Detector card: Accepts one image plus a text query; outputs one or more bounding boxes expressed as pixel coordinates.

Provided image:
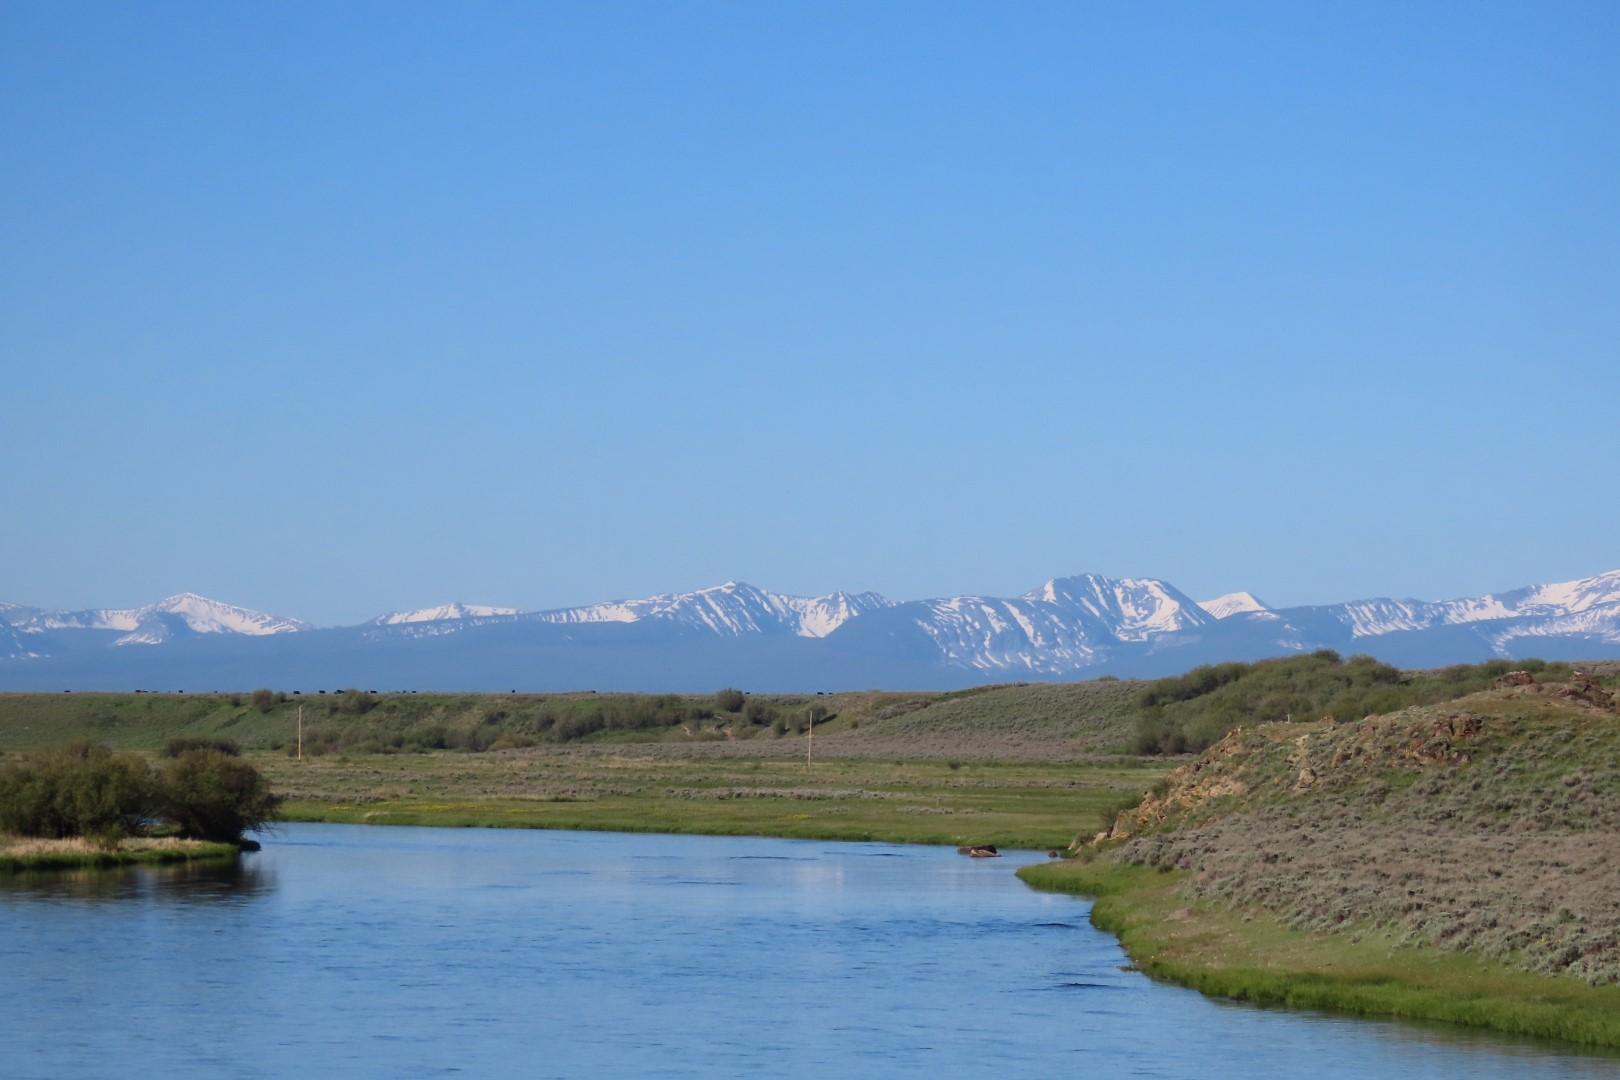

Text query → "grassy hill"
[1022,665,1620,1045]
[1130,651,1578,753]
[0,679,1143,760]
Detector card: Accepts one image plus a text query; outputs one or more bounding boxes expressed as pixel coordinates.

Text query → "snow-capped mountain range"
[526,585,892,640]
[0,593,311,647]
[2,570,1617,691]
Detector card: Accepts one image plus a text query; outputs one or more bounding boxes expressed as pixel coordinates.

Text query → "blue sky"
[4,2,1617,626]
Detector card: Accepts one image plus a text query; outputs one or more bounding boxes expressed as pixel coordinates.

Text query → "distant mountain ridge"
[2,570,1617,691]
[525,582,893,639]
[0,592,311,648]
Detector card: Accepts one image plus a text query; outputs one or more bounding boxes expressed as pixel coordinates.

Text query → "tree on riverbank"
[0,741,279,844]
[160,749,279,842]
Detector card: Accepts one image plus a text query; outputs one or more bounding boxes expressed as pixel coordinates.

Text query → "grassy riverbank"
[0,834,239,872]
[1021,669,1620,1047]
[265,750,1163,849]
[1019,859,1620,1047]
[0,680,1163,850]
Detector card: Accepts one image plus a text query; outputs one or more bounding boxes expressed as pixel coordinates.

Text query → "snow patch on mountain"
[5,569,1618,677]
[0,621,40,660]
[112,594,312,645]
[1315,571,1620,639]
[1198,592,1275,620]
[531,582,892,639]
[1514,569,1620,614]
[0,593,310,646]
[1484,605,1620,653]
[371,602,523,625]
[1023,575,1213,640]
[910,574,1215,675]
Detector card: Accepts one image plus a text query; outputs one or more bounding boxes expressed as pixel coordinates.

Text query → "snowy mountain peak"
[372,602,523,626]
[1024,574,1213,640]
[6,569,1618,681]
[0,593,311,645]
[530,582,892,639]
[1199,592,1274,619]
[1319,569,1620,640]
[114,594,312,644]
[1513,569,1620,616]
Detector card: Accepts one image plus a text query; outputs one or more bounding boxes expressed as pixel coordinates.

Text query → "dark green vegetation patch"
[0,739,279,846]
[1131,653,1574,754]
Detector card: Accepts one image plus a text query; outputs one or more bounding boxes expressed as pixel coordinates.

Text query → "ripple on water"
[2,823,1617,1080]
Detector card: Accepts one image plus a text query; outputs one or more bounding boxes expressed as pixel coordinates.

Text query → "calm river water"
[2,823,1616,1079]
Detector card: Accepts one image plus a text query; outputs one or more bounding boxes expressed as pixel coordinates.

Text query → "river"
[1,823,1615,1078]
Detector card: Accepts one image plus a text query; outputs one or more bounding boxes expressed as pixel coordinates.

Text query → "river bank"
[1019,858,1620,1048]
[1018,675,1620,1048]
[0,834,240,872]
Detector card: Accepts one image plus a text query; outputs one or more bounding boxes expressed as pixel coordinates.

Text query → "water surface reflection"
[0,856,273,903]
[2,823,1615,1080]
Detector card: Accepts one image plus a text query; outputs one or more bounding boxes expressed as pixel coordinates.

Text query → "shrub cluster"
[284,691,837,756]
[0,740,279,844]
[0,742,154,842]
[161,736,242,758]
[1133,654,1570,754]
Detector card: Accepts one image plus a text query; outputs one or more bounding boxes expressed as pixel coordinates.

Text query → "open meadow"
[260,748,1161,849]
[0,679,1166,851]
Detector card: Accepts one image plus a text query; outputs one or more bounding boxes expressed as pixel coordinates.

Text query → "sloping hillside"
[829,678,1141,759]
[1099,669,1620,985]
[0,680,1141,761]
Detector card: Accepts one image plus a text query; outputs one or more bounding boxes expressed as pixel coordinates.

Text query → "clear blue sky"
[4,2,1617,625]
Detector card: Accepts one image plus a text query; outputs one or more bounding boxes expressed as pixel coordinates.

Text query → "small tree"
[251,688,276,713]
[714,688,746,714]
[160,750,282,843]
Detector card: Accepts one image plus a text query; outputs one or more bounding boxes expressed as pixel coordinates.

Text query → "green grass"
[0,683,1161,849]
[1026,675,1620,1048]
[1131,654,1578,754]
[0,835,239,872]
[264,750,1168,850]
[834,679,1141,757]
[0,680,1142,759]
[1104,687,1620,984]
[1019,857,1620,1048]
[0,683,1166,854]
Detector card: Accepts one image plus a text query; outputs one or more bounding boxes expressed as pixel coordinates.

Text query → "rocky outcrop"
[1492,670,1538,689]
[1090,727,1257,846]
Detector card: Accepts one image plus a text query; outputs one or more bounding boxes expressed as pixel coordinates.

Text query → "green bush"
[162,736,241,758]
[715,688,746,714]
[251,688,276,713]
[0,741,161,840]
[159,750,282,843]
[1,740,284,845]
[331,689,379,716]
[1132,654,1571,755]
